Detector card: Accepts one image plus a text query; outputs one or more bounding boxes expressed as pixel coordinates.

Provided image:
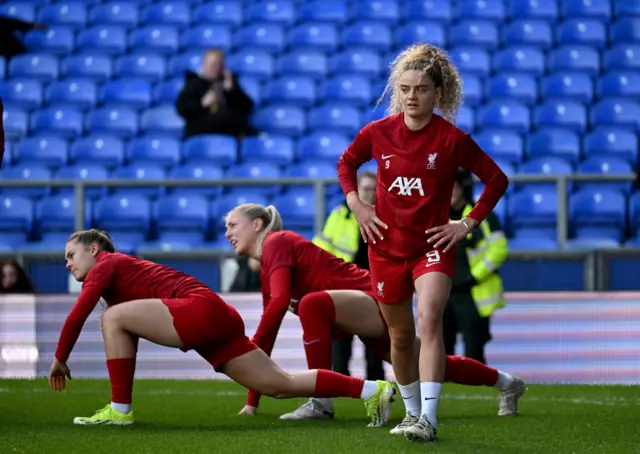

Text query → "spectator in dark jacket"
[0,16,46,61]
[176,49,256,139]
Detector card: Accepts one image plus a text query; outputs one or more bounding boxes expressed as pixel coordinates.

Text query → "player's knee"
[416,304,441,340]
[100,306,123,331]
[388,328,414,352]
[298,292,330,322]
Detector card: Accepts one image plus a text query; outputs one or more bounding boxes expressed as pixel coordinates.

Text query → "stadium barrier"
[2,292,639,384]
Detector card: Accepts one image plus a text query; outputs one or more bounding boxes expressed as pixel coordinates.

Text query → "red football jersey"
[338,113,508,261]
[55,252,211,361]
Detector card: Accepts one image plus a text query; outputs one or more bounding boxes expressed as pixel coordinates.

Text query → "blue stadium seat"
[140,2,191,26]
[502,20,553,49]
[534,101,587,133]
[9,54,59,81]
[38,2,87,27]
[0,2,35,22]
[0,165,52,198]
[355,0,399,23]
[168,51,203,76]
[233,24,285,53]
[70,135,125,167]
[152,78,183,105]
[252,105,306,136]
[456,0,505,22]
[507,0,557,20]
[264,76,316,107]
[576,156,633,194]
[55,164,110,198]
[287,23,339,52]
[541,73,594,103]
[168,164,224,196]
[225,162,282,196]
[558,19,607,48]
[111,164,168,196]
[46,79,98,109]
[526,128,581,164]
[486,73,538,105]
[88,3,139,28]
[329,49,381,79]
[86,106,139,138]
[192,1,243,26]
[76,26,128,55]
[227,51,274,79]
[286,160,336,179]
[0,58,5,80]
[477,101,530,133]
[508,187,558,240]
[129,26,180,54]
[0,196,33,242]
[562,0,611,19]
[277,51,327,80]
[457,105,475,133]
[519,156,574,192]
[182,134,236,166]
[402,23,446,50]
[114,54,166,82]
[274,189,316,229]
[569,188,626,242]
[341,22,392,52]
[0,79,42,109]
[211,193,270,231]
[24,27,75,54]
[99,79,152,109]
[247,0,295,25]
[30,107,84,138]
[140,105,184,135]
[154,194,209,242]
[403,0,452,23]
[62,54,112,81]
[238,76,261,105]
[241,134,294,165]
[321,75,372,107]
[508,237,558,250]
[308,104,362,136]
[610,18,640,45]
[629,192,640,236]
[459,73,482,106]
[590,99,640,131]
[584,127,638,165]
[103,231,145,253]
[598,72,640,99]
[547,45,601,75]
[2,142,11,167]
[450,20,499,49]
[604,45,640,71]
[16,136,68,168]
[474,130,523,164]
[297,132,350,160]
[492,46,546,76]
[180,25,232,51]
[2,106,29,139]
[298,1,348,24]
[615,2,640,16]
[449,47,490,76]
[93,194,151,233]
[36,195,91,235]
[128,135,181,166]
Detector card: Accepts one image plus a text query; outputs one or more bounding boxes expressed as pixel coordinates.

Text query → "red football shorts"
[162,290,257,371]
[368,247,456,304]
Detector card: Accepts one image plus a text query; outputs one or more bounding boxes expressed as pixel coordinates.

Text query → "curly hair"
[379,43,463,125]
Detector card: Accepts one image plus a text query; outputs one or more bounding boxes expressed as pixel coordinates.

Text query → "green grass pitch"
[1,379,639,453]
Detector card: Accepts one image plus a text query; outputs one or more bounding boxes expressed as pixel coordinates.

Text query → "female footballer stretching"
[49,229,396,426]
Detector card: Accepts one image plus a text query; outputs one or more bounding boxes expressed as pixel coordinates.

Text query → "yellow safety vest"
[461,204,508,317]
[312,204,360,263]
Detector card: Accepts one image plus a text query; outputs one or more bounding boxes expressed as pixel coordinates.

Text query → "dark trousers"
[332,336,385,381]
[443,292,492,364]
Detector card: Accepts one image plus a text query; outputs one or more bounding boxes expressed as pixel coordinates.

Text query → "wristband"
[461,219,472,232]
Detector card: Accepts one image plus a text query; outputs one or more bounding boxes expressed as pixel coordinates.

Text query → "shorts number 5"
[426,250,441,264]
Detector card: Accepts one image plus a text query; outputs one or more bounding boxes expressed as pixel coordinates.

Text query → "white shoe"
[389,411,419,435]
[498,377,527,416]
[404,415,437,442]
[279,398,335,420]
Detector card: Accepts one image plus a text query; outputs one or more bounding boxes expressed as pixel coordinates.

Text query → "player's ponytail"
[233,203,283,256]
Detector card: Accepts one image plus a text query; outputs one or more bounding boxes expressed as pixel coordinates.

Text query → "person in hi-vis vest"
[312,171,385,381]
[443,169,508,364]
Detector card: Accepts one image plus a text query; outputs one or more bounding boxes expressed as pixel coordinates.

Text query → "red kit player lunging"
[48,230,396,426]
[337,44,510,442]
[225,204,524,424]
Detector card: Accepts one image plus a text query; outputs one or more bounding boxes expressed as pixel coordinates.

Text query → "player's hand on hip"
[238,405,257,415]
[426,219,473,253]
[49,359,72,391]
[351,201,387,244]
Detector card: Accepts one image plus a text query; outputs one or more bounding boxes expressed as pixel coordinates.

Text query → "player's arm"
[337,124,373,207]
[457,134,509,226]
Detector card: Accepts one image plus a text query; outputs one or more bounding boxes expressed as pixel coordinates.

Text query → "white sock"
[420,382,442,428]
[360,380,378,400]
[495,370,515,391]
[398,381,421,417]
[111,402,132,414]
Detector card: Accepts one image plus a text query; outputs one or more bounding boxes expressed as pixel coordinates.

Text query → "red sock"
[314,369,364,398]
[298,291,335,370]
[444,355,498,387]
[106,358,136,404]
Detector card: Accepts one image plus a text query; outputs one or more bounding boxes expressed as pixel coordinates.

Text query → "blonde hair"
[380,43,463,124]
[67,229,115,253]
[233,204,283,256]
